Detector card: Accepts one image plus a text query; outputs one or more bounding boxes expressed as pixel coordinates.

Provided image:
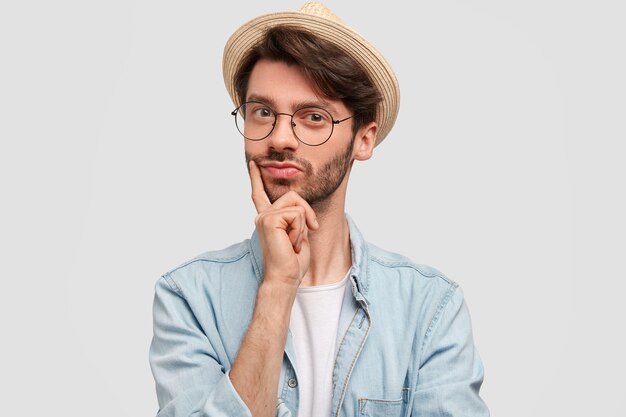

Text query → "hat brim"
[222,12,399,146]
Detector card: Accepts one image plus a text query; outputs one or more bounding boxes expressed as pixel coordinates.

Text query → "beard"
[245,138,354,211]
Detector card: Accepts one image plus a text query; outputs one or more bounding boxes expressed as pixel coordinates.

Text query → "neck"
[300,196,352,287]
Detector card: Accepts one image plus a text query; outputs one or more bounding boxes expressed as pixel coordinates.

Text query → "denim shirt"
[149,215,489,417]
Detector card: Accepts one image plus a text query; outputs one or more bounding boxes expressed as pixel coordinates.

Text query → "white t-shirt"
[289,270,351,417]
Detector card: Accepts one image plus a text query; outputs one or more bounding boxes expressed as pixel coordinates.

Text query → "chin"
[265,180,297,203]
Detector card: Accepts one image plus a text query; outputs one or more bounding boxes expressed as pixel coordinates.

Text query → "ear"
[353,121,377,161]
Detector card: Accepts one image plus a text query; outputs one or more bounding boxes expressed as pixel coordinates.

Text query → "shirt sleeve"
[411,285,490,417]
[148,275,252,417]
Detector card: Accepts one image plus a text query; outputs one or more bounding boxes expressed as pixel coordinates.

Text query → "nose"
[267,113,300,152]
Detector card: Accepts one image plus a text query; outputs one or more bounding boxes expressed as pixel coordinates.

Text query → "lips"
[258,161,303,179]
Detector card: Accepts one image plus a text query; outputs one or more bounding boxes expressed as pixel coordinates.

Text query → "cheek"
[244,140,265,155]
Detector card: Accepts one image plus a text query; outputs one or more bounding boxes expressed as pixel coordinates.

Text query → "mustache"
[246,151,313,172]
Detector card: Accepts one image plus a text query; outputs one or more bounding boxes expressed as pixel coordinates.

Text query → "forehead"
[246,59,346,115]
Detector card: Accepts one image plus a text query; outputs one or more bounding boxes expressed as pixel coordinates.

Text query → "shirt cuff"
[201,370,252,417]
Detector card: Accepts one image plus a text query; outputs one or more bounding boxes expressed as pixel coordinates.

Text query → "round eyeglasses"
[231,101,355,146]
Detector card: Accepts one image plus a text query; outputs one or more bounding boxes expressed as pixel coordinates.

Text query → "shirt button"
[288,378,298,388]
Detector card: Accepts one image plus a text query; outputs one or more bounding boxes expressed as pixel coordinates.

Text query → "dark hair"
[233,26,382,138]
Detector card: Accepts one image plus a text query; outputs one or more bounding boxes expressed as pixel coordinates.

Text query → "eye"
[296,107,331,125]
[252,106,273,118]
[308,113,324,123]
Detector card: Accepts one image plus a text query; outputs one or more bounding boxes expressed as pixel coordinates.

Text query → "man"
[149,3,489,417]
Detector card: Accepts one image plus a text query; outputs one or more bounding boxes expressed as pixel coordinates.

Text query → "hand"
[249,160,319,287]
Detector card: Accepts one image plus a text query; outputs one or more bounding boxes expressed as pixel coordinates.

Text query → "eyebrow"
[247,94,340,115]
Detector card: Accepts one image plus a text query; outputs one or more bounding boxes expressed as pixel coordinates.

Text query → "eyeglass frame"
[231,100,356,147]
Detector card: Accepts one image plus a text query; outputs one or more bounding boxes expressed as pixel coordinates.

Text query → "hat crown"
[298,2,343,23]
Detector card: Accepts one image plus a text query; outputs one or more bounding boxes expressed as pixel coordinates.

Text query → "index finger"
[249,160,271,213]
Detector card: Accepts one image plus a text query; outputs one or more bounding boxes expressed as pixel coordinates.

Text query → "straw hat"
[222,2,400,146]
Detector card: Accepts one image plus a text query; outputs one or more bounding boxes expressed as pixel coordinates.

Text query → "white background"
[1,0,624,416]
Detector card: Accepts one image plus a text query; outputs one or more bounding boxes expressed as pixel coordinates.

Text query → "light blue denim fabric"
[149,214,489,416]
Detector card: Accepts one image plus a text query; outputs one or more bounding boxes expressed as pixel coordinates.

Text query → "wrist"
[256,280,297,315]
[260,273,300,293]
